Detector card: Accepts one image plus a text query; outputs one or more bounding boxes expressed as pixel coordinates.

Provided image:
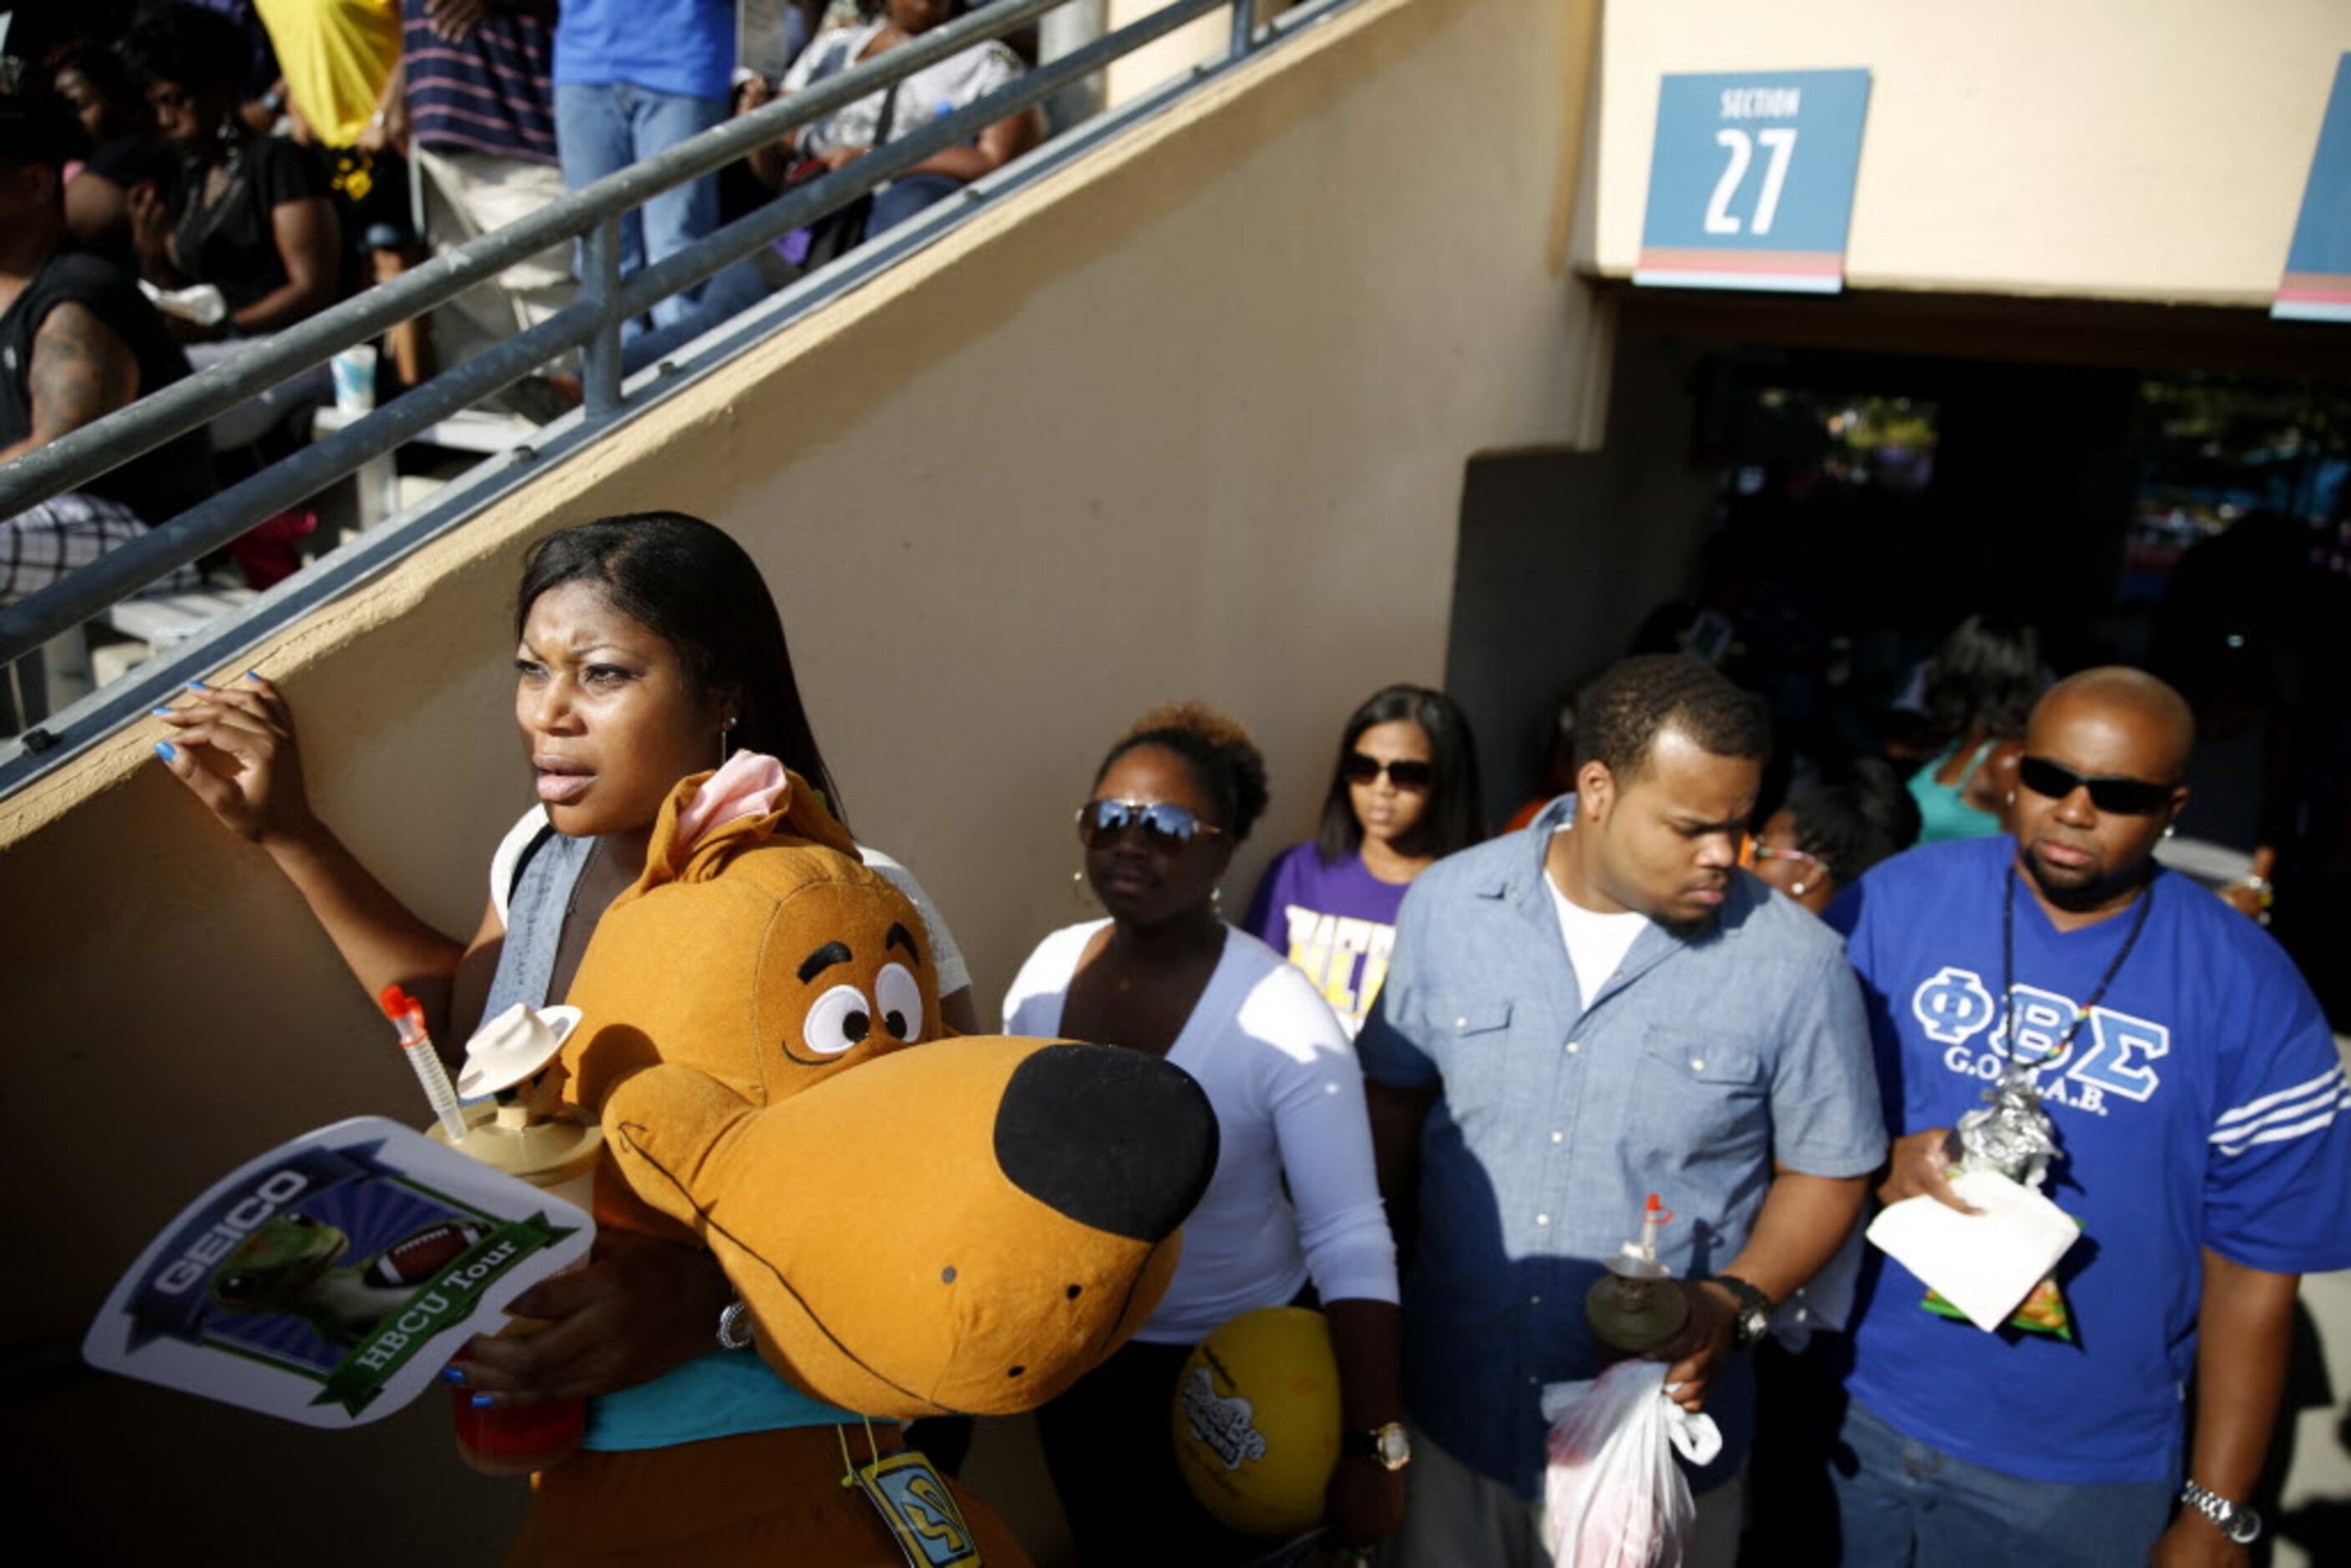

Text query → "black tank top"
[0,247,215,524]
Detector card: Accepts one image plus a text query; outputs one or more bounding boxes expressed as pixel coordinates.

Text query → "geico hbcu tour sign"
[2276,53,2351,324]
[1636,68,1873,294]
[83,1117,592,1427]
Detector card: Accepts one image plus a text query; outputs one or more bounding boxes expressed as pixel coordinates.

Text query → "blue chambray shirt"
[1358,796,1886,1499]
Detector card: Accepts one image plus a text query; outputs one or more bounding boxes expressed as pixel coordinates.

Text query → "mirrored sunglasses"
[1076,797,1226,851]
[2017,756,2174,816]
[1342,752,1435,792]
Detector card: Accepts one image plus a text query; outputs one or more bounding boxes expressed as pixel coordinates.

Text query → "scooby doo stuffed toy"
[504,753,1217,1565]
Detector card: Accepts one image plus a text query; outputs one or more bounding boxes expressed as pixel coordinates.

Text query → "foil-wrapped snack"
[1925,1063,2081,1341]
[1943,1065,2061,1189]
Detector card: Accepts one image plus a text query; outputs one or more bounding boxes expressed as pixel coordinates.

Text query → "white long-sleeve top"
[1003,920,1399,1343]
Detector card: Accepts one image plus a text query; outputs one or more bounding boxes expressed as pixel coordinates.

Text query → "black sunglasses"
[2017,756,2175,816]
[1342,752,1435,792]
[1077,798,1226,851]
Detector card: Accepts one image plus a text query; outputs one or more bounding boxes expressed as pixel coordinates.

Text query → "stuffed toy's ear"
[628,752,858,902]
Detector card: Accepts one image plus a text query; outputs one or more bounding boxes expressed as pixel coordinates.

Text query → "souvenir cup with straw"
[1585,1195,1689,1357]
[380,989,603,1472]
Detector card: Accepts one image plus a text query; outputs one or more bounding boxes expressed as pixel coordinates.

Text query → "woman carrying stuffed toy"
[151,510,995,1557]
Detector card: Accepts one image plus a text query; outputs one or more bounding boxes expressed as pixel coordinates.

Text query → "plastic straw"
[1635,1193,1674,1266]
[380,984,469,1143]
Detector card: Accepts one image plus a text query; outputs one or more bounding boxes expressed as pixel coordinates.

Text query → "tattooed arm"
[0,301,144,466]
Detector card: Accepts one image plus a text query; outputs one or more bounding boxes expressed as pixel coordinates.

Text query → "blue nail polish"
[154,741,177,761]
[439,1365,468,1386]
[151,707,174,717]
[244,670,262,681]
[469,1393,495,1409]
[185,680,208,690]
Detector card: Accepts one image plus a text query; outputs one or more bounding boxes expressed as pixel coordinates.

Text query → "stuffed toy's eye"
[875,963,923,1041]
[801,984,874,1055]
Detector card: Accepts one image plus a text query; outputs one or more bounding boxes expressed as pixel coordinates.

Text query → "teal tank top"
[1908,741,2002,844]
[583,1349,875,1451]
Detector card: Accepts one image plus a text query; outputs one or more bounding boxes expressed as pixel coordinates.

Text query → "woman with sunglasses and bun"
[1004,701,1405,1563]
[1243,685,1484,1035]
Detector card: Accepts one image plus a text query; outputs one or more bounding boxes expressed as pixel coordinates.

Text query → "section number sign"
[2276,53,2351,324]
[1637,69,1873,294]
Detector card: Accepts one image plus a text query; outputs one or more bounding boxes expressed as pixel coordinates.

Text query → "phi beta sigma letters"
[85,1116,594,1427]
[1911,966,2167,1115]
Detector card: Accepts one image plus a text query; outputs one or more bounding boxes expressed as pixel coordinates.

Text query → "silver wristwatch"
[2180,1479,2261,1544]
[716,1298,755,1352]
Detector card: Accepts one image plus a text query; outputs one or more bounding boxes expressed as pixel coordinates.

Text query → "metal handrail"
[0,0,1239,666]
[1,0,1358,789]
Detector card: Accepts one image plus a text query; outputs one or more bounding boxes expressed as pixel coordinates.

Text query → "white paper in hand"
[1865,1169,2079,1332]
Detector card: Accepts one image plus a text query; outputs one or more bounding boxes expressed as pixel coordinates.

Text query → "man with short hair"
[1827,666,2351,1564]
[1361,653,1886,1566]
[0,96,210,603]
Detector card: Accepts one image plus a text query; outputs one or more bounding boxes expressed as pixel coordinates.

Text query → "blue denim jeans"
[867,173,964,235]
[1828,1395,2176,1566]
[554,81,727,331]
[613,172,968,374]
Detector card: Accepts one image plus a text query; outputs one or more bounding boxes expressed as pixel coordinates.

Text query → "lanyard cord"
[2000,864,2154,1070]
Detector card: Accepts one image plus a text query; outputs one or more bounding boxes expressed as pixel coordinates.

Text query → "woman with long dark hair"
[154,509,972,1030]
[1006,701,1405,1561]
[154,510,975,1429]
[1242,685,1483,1034]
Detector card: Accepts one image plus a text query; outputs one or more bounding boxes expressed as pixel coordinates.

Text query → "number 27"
[1704,128,1797,236]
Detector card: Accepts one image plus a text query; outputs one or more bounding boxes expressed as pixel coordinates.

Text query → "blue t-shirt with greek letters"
[1828,835,2351,1485]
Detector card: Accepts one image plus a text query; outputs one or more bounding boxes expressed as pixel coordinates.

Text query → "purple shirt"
[1243,843,1411,1034]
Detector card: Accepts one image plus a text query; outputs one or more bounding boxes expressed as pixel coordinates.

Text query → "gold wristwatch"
[1341,1420,1411,1470]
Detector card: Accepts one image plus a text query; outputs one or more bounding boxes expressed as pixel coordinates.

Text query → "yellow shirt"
[254,0,403,151]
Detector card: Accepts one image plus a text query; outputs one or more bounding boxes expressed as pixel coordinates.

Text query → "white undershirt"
[1547,875,1651,1006]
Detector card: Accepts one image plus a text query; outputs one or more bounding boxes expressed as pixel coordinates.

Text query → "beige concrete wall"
[1105,0,1234,106]
[2,0,1598,1555]
[1443,332,1719,824]
[1590,0,2351,305]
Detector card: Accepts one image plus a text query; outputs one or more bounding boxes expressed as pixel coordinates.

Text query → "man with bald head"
[1823,666,2351,1565]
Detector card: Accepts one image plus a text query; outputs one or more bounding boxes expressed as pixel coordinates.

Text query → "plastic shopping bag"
[1540,1360,1722,1568]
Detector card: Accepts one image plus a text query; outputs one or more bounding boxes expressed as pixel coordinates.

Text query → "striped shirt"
[401,0,559,165]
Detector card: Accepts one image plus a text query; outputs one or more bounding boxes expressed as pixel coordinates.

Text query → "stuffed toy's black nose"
[993,1044,1219,1242]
